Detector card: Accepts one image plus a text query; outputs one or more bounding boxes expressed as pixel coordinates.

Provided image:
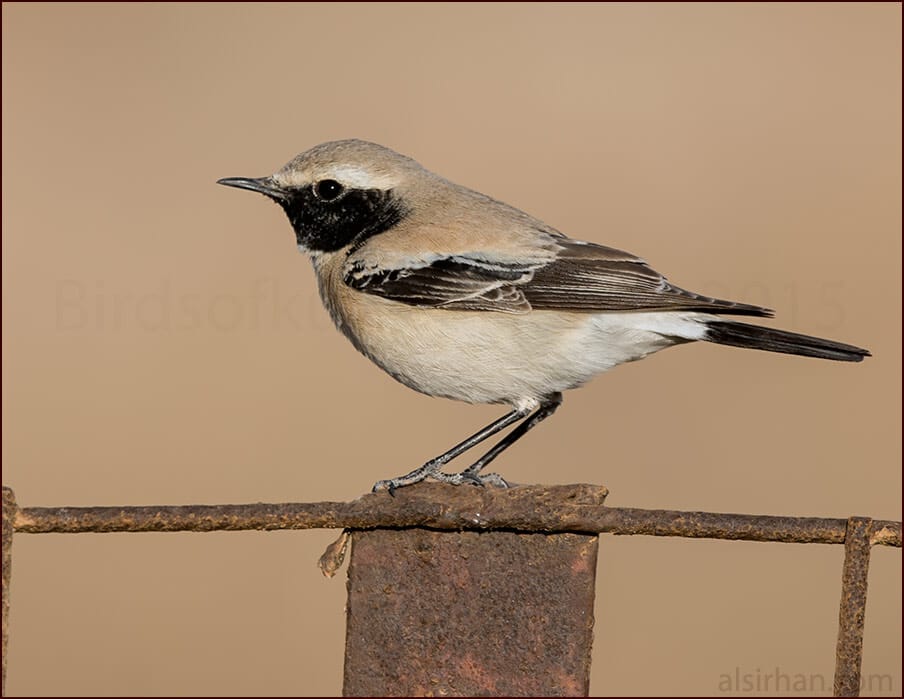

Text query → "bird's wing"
[343,254,538,313]
[523,241,773,316]
[343,239,773,317]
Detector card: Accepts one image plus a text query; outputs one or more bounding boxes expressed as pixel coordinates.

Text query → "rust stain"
[342,528,598,697]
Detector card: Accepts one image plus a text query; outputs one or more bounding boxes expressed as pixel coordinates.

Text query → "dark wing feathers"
[524,257,772,316]
[344,258,533,313]
[345,240,773,317]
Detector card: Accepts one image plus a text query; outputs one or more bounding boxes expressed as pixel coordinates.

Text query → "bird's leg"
[446,393,563,487]
[372,407,532,494]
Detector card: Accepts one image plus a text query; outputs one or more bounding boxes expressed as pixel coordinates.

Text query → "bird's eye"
[315,179,345,201]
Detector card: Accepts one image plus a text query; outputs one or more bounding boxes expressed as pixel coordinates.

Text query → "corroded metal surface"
[3,483,901,696]
[342,528,598,697]
[11,483,608,534]
[597,507,883,544]
[833,517,873,697]
[9,483,901,548]
[2,488,17,697]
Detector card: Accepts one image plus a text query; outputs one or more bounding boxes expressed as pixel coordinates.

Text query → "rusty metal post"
[833,517,873,697]
[342,528,599,697]
[2,487,17,697]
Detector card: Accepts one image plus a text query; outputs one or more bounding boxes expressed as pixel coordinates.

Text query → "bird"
[218,139,870,494]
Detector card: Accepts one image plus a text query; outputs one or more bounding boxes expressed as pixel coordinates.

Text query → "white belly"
[331,286,707,406]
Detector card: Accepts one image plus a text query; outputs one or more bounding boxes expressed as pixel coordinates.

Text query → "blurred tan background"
[2,2,900,696]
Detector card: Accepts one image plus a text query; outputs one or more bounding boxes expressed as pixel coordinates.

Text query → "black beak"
[217,176,286,201]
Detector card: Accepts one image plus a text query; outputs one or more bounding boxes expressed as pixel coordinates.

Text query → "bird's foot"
[430,470,510,488]
[372,460,442,496]
[372,467,510,495]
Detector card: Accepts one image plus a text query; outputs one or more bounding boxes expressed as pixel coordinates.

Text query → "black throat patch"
[276,185,407,253]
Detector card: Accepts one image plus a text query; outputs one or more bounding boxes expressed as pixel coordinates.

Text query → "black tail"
[704,321,871,362]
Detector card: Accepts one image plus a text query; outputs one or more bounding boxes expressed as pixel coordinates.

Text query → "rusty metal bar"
[833,517,874,697]
[2,484,901,697]
[342,528,598,696]
[6,484,902,547]
[2,488,16,698]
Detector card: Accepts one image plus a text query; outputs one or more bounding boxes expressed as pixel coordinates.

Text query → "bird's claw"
[371,479,401,496]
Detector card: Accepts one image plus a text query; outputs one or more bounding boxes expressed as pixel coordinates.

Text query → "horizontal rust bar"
[5,484,900,547]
